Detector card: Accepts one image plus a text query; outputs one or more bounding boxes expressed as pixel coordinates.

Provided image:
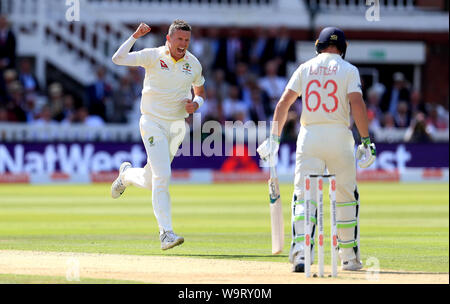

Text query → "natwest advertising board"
[0,142,448,184]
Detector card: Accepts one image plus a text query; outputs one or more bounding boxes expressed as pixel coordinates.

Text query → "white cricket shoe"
[111,162,132,199]
[160,231,184,250]
[341,258,363,271]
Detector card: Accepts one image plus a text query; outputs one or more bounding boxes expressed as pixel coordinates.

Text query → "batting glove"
[356,137,377,168]
[257,134,280,166]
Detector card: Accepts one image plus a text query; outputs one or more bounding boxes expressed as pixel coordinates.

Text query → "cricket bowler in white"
[111,20,206,250]
[258,27,376,272]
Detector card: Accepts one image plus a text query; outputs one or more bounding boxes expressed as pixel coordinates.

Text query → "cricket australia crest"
[182,63,192,75]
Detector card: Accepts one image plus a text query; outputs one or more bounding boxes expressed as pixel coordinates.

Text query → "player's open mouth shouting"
[176,47,186,57]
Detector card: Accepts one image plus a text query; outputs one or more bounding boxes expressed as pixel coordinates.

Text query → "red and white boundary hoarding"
[0,168,448,184]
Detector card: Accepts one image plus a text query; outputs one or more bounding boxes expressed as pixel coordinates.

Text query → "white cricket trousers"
[122,114,186,233]
[294,124,357,202]
[290,123,360,262]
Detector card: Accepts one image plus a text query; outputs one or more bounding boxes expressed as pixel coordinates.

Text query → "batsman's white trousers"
[122,114,186,233]
[294,124,356,202]
[291,123,359,262]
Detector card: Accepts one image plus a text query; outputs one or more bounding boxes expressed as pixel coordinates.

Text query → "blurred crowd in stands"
[0,15,448,143]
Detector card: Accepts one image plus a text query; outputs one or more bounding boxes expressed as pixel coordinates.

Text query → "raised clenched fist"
[133,23,151,39]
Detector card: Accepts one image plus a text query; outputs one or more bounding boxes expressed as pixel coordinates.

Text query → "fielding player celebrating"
[111,20,206,250]
[258,27,376,272]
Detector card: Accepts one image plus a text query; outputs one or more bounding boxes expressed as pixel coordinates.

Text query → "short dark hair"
[168,19,192,36]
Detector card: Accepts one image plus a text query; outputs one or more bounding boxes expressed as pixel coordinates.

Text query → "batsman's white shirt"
[286,53,362,127]
[113,36,205,121]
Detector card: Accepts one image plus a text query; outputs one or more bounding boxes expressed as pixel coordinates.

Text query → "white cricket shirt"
[113,37,205,121]
[286,53,362,127]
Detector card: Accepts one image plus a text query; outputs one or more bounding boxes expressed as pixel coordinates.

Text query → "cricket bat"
[268,165,284,255]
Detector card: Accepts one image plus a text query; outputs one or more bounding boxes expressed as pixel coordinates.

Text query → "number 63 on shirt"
[305,79,339,113]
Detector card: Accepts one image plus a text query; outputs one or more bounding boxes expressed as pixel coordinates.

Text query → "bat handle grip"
[269,165,277,179]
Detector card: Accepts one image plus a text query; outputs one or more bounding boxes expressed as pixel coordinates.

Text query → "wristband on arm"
[271,134,281,143]
[361,136,371,147]
[193,96,204,108]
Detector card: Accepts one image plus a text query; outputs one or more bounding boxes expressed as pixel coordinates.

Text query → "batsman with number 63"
[258,27,376,273]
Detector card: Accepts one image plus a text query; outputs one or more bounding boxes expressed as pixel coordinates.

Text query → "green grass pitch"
[0,182,448,276]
